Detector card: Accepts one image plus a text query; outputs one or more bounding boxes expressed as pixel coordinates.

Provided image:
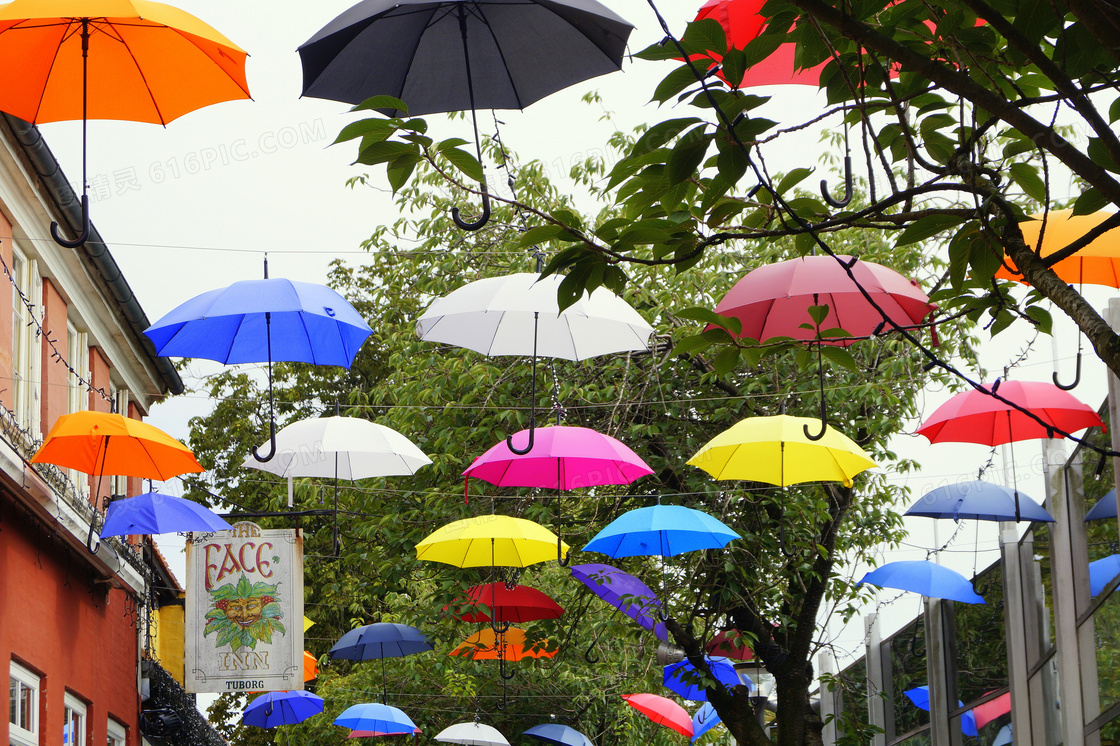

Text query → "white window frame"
[63,693,86,746]
[110,388,129,498]
[65,322,88,416]
[10,247,41,436]
[106,717,126,746]
[9,660,39,746]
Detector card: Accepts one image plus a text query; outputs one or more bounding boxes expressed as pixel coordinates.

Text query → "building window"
[10,248,40,434]
[9,661,39,746]
[110,388,129,498]
[65,322,87,415]
[106,717,125,746]
[63,693,85,746]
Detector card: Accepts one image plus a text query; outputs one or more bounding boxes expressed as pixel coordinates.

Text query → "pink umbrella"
[463,425,654,564]
[622,693,693,738]
[972,692,1011,729]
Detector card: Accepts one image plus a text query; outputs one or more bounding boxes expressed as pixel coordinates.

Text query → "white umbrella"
[415,272,653,361]
[434,722,510,746]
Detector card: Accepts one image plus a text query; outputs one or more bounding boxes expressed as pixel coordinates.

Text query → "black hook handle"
[497,686,508,711]
[506,312,540,455]
[820,155,853,208]
[51,194,91,248]
[506,421,535,455]
[87,520,101,554]
[585,639,600,664]
[490,619,512,635]
[451,184,491,231]
[658,604,670,622]
[251,419,277,463]
[779,524,795,557]
[499,654,516,680]
[1052,349,1082,391]
[557,536,571,567]
[803,343,828,441]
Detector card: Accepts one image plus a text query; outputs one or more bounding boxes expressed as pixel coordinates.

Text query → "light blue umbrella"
[691,702,721,743]
[859,561,985,604]
[334,703,417,734]
[663,656,752,702]
[100,491,232,537]
[903,686,978,736]
[1089,554,1120,596]
[582,504,740,558]
[1085,489,1117,521]
[993,724,1013,746]
[242,690,324,728]
[906,481,1054,523]
[523,723,593,746]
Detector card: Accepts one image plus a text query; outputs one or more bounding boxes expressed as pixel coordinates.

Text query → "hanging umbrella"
[334,703,418,735]
[705,629,754,661]
[144,268,374,462]
[0,0,250,247]
[1089,554,1120,596]
[663,656,750,702]
[903,686,979,736]
[434,721,511,746]
[569,563,668,641]
[463,424,654,562]
[448,582,564,625]
[304,651,318,683]
[329,622,433,704]
[415,515,569,568]
[690,702,721,743]
[859,561,986,604]
[972,692,1012,729]
[450,627,556,661]
[621,693,694,738]
[523,724,594,746]
[241,690,325,728]
[1085,489,1117,521]
[995,210,1120,288]
[686,414,877,487]
[904,481,1054,523]
[299,0,633,230]
[583,504,740,558]
[349,728,421,737]
[100,490,231,537]
[993,724,1014,746]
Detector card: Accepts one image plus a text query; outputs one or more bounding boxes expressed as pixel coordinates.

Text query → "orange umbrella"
[995,209,1120,288]
[449,627,556,662]
[32,410,203,480]
[304,651,318,683]
[0,0,250,246]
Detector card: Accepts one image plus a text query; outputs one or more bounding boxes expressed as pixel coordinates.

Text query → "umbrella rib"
[465,5,526,114]
[106,21,171,125]
[26,19,75,124]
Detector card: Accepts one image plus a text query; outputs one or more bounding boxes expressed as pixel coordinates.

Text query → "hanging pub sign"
[185,521,304,694]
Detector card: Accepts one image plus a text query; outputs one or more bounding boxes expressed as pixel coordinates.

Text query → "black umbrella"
[298,0,633,229]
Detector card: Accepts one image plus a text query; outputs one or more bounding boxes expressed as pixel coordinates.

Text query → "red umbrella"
[622,693,694,738]
[447,583,564,624]
[916,380,1104,446]
[972,692,1011,729]
[705,629,755,661]
[713,255,936,345]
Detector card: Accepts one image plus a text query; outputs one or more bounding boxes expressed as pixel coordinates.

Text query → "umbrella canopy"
[691,702,721,742]
[242,415,431,479]
[449,583,563,624]
[463,425,653,489]
[859,561,986,604]
[334,703,418,735]
[705,629,754,661]
[415,515,569,568]
[993,724,1013,746]
[145,278,372,368]
[903,686,978,736]
[569,563,667,641]
[972,692,1012,729]
[916,381,1104,446]
[712,255,936,344]
[304,651,318,683]
[687,414,877,487]
[450,627,556,661]
[434,721,511,746]
[583,504,740,558]
[241,690,324,728]
[663,656,751,701]
[1090,554,1120,596]
[416,273,652,361]
[995,210,1120,288]
[329,623,433,661]
[905,481,1054,523]
[1086,489,1117,521]
[523,724,594,746]
[621,693,693,738]
[299,0,633,116]
[100,491,231,537]
[32,410,202,480]
[349,728,421,738]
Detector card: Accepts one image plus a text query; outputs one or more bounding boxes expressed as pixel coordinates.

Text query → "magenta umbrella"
[463,425,654,565]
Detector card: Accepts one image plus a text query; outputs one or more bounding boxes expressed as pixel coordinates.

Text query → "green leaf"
[617,225,673,245]
[672,334,714,356]
[520,225,568,246]
[807,304,830,326]
[1087,138,1120,174]
[776,168,813,194]
[1025,305,1053,333]
[712,346,740,376]
[681,18,728,58]
[354,140,418,167]
[1072,188,1109,216]
[334,118,396,145]
[1008,162,1046,203]
[441,147,485,182]
[895,213,964,246]
[351,95,409,115]
[820,346,858,372]
[715,139,748,184]
[668,126,711,185]
[652,65,704,104]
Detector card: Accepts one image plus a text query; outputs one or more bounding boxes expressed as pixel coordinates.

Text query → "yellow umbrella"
[415,515,569,568]
[686,414,876,487]
[995,209,1120,288]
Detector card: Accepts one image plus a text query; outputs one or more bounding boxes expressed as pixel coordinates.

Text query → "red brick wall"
[39,278,67,435]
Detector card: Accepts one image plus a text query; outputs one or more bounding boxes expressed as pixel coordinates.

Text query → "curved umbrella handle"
[499,654,516,681]
[490,619,512,635]
[821,155,853,208]
[803,342,828,441]
[86,520,101,555]
[585,639,600,664]
[1053,348,1082,391]
[252,419,277,463]
[506,421,535,455]
[506,313,540,455]
[451,184,491,231]
[557,536,571,567]
[52,194,91,248]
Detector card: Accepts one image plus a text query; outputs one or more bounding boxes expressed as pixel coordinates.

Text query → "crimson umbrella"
[621,693,693,738]
[448,582,564,626]
[972,692,1011,729]
[706,629,755,661]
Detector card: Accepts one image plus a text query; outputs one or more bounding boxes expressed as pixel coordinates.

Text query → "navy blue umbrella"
[334,702,417,734]
[331,622,433,704]
[903,686,978,736]
[663,656,751,702]
[523,723,593,746]
[582,504,740,558]
[241,690,324,728]
[1090,554,1120,596]
[859,561,985,604]
[1086,489,1117,521]
[691,702,720,743]
[906,481,1054,523]
[100,491,231,538]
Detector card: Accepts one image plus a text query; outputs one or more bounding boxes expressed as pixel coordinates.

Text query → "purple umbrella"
[570,563,667,641]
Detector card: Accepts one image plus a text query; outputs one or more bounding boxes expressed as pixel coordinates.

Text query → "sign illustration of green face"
[204,575,285,652]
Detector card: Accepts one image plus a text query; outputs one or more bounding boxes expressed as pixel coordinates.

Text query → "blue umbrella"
[100,491,231,538]
[993,724,1013,746]
[144,272,373,462]
[1085,489,1117,521]
[903,686,978,736]
[1089,554,1120,596]
[330,623,433,704]
[859,561,985,604]
[241,690,324,728]
[569,564,667,641]
[523,723,594,746]
[582,504,740,558]
[905,481,1054,523]
[691,702,721,743]
[663,656,751,702]
[334,703,417,734]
